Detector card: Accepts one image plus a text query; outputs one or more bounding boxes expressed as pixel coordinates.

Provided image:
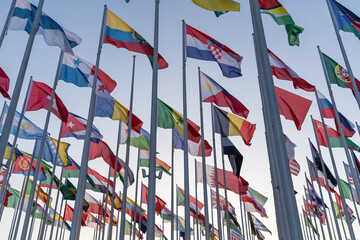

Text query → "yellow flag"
[51,138,70,166]
[192,0,240,12]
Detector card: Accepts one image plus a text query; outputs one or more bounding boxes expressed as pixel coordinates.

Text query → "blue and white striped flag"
[249,212,272,235]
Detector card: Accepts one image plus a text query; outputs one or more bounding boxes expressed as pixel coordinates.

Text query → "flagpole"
[70,5,107,240]
[306,156,333,240]
[318,47,358,239]
[244,207,250,240]
[209,186,214,238]
[197,67,210,240]
[28,178,43,239]
[343,161,360,225]
[115,206,120,239]
[193,159,199,240]
[0,0,46,170]
[131,148,141,240]
[239,195,246,240]
[176,184,179,240]
[56,200,66,240]
[303,187,319,240]
[170,130,175,240]
[300,213,308,240]
[302,209,312,240]
[99,192,106,240]
[102,165,111,240]
[54,197,64,240]
[139,183,143,240]
[324,0,360,109]
[209,104,224,240]
[0,0,16,48]
[49,168,65,239]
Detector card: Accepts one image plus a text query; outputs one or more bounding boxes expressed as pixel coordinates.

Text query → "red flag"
[0,167,6,184]
[89,141,122,173]
[216,168,249,195]
[0,67,11,99]
[27,81,69,122]
[64,204,87,226]
[268,49,315,92]
[275,87,312,130]
[141,184,166,215]
[178,186,204,214]
[12,154,45,176]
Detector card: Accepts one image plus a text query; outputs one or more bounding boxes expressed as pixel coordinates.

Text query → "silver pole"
[131,148,141,240]
[101,166,112,240]
[69,5,107,240]
[119,55,137,240]
[194,159,200,240]
[138,184,143,240]
[147,0,160,238]
[170,130,175,240]
[53,196,64,240]
[28,178,43,239]
[197,67,210,240]
[303,209,312,240]
[220,138,231,239]
[303,187,319,240]
[55,200,66,240]
[49,168,65,239]
[343,161,360,226]
[0,0,16,48]
[209,186,214,238]
[300,213,308,240]
[176,184,179,240]
[239,195,246,240]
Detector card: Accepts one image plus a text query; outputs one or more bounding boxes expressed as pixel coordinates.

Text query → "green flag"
[160,206,173,222]
[340,179,351,199]
[54,177,89,211]
[304,210,318,235]
[120,122,150,150]
[5,187,20,208]
[247,186,268,205]
[177,186,185,206]
[328,137,360,152]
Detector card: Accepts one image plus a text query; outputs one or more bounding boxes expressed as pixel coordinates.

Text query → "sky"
[0,0,360,239]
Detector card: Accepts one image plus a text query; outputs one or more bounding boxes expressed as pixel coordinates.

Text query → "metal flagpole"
[209,186,214,238]
[70,6,107,240]
[181,19,191,240]
[28,179,43,239]
[139,183,143,240]
[239,195,246,240]
[55,199,66,240]
[54,197,64,240]
[328,207,337,240]
[102,166,112,240]
[99,193,106,240]
[244,207,250,240]
[194,160,200,240]
[300,212,308,240]
[131,148,141,240]
[119,54,137,240]
[306,156,333,240]
[318,47,357,239]
[302,209,312,240]
[197,67,210,240]
[343,161,360,225]
[20,50,64,240]
[303,188,318,240]
[49,168,65,239]
[170,130,175,240]
[210,104,223,240]
[176,184,179,240]
[147,0,160,238]
[115,207,120,239]
[0,0,16,48]
[0,0,46,169]
[249,0,302,237]
[95,198,101,240]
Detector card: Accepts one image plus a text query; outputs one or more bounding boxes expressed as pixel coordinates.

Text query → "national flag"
[60,52,116,92]
[104,10,168,69]
[321,52,360,99]
[85,212,103,229]
[186,24,243,78]
[89,140,122,173]
[61,112,103,143]
[259,0,304,46]
[173,128,212,157]
[40,169,59,189]
[4,142,23,162]
[64,204,87,226]
[268,49,314,91]
[303,209,318,235]
[242,187,268,217]
[212,105,256,146]
[191,0,239,11]
[229,225,243,240]
[139,149,171,175]
[95,92,143,133]
[49,207,71,230]
[221,136,243,178]
[313,119,360,152]
[343,163,360,203]
[141,184,166,215]
[26,81,69,122]
[351,150,360,174]
[54,178,89,211]
[158,98,201,142]
[8,0,81,54]
[119,122,150,150]
[305,188,327,209]
[87,167,114,195]
[25,178,52,205]
[2,187,19,209]
[248,212,265,239]
[177,186,204,215]
[0,103,45,140]
[200,71,248,118]
[275,87,312,130]
[110,157,135,186]
[249,212,272,234]
[329,0,360,40]
[210,189,236,215]
[84,192,102,215]
[160,206,174,222]
[334,192,355,220]
[63,157,96,188]
[316,90,355,137]
[34,137,71,167]
[0,67,11,99]
[12,153,47,181]
[284,134,300,176]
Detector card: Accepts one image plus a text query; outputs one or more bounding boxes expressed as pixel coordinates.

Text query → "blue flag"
[33,137,72,167]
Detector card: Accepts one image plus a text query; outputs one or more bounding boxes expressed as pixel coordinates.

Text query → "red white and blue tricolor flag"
[186,24,243,78]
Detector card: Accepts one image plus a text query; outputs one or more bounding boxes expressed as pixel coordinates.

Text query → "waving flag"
[89,140,122,173]
[268,49,314,91]
[0,103,44,140]
[200,71,249,118]
[249,213,272,234]
[173,129,212,157]
[284,134,300,176]
[87,167,114,195]
[63,158,96,188]
[210,189,236,214]
[61,112,103,143]
[139,149,171,175]
[26,81,69,123]
[84,192,102,215]
[8,0,81,53]
[0,67,11,99]
[12,153,47,181]
[141,184,166,215]
[330,0,360,40]
[104,10,168,69]
[119,122,150,150]
[191,0,239,11]
[177,186,204,215]
[64,204,87,226]
[186,24,243,78]
[221,136,243,177]
[34,137,71,167]
[60,53,116,92]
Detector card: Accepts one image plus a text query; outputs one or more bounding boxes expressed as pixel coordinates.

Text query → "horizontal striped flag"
[173,129,212,157]
[139,149,171,175]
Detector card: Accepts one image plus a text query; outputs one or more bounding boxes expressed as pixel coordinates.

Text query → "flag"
[316,90,355,137]
[104,9,168,69]
[40,169,58,189]
[64,204,87,226]
[26,81,69,122]
[313,119,360,152]
[25,178,52,205]
[221,136,243,178]
[284,134,300,176]
[242,187,268,217]
[210,189,236,215]
[321,52,360,99]
[200,71,249,118]
[119,122,150,150]
[275,87,312,130]
[191,0,239,11]
[343,163,360,203]
[158,98,201,142]
[89,140,122,173]
[60,52,116,92]
[212,105,256,146]
[54,178,89,211]
[63,157,96,188]
[141,184,166,215]
[84,192,102,215]
[111,157,135,186]
[303,209,318,235]
[139,149,171,175]
[61,112,103,143]
[49,207,71,230]
[3,187,20,209]
[186,24,243,78]
[87,167,114,195]
[34,137,71,167]
[268,49,314,91]
[12,153,47,181]
[0,167,6,184]
[160,206,174,222]
[0,103,45,140]
[259,0,304,46]
[177,186,204,215]
[4,142,23,162]
[305,187,327,209]
[173,129,212,157]
[249,212,272,234]
[333,192,355,220]
[0,67,11,99]
[330,0,360,40]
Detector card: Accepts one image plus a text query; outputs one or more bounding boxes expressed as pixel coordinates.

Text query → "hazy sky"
[0,0,360,239]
